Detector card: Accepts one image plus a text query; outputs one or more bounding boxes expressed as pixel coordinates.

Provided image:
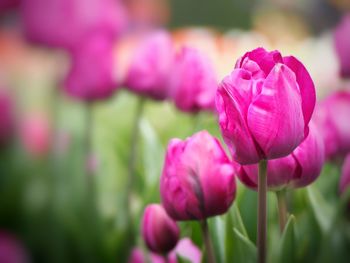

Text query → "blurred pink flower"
[160,130,236,221]
[125,30,174,100]
[0,89,15,147]
[64,34,118,101]
[0,0,19,13]
[21,0,127,49]
[334,13,350,78]
[235,123,325,191]
[142,204,179,254]
[216,47,316,164]
[313,90,350,160]
[128,238,201,263]
[340,154,350,195]
[0,231,28,263]
[20,114,51,157]
[169,47,218,112]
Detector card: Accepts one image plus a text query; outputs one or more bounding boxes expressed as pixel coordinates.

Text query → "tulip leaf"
[231,204,249,237]
[278,215,296,263]
[231,227,257,263]
[177,255,191,263]
[307,186,334,233]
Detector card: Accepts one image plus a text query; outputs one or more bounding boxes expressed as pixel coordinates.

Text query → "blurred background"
[1,0,350,262]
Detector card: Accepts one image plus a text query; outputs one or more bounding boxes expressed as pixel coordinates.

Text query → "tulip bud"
[142,204,179,254]
[235,123,325,191]
[334,13,350,78]
[0,89,15,147]
[216,47,316,164]
[169,47,217,112]
[64,34,118,101]
[0,0,19,13]
[339,154,350,196]
[160,130,236,220]
[313,90,350,160]
[125,30,174,100]
[21,0,127,49]
[20,114,51,157]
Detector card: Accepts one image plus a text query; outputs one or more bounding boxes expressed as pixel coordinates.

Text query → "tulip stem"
[258,160,268,263]
[126,97,146,243]
[200,219,216,263]
[276,190,288,233]
[84,102,95,195]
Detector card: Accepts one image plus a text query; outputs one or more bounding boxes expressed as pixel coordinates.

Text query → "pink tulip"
[169,47,218,112]
[235,123,324,191]
[128,238,201,263]
[334,13,350,78]
[339,154,350,195]
[160,130,236,220]
[20,114,51,157]
[21,0,127,49]
[0,231,28,263]
[216,47,316,165]
[313,90,350,160]
[125,30,174,100]
[0,89,14,147]
[142,204,180,254]
[64,34,118,101]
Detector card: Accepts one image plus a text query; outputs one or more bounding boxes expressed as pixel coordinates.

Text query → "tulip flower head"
[142,204,180,254]
[216,47,316,164]
[235,123,325,191]
[169,47,218,112]
[125,30,174,100]
[129,238,201,263]
[21,0,127,49]
[334,13,350,78]
[0,231,28,263]
[160,130,236,220]
[314,90,350,160]
[64,34,118,101]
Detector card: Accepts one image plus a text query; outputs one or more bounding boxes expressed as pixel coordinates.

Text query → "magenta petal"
[216,69,262,164]
[283,56,316,130]
[247,64,305,160]
[291,123,325,188]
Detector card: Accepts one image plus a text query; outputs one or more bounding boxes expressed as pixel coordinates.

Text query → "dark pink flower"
[334,13,350,78]
[169,47,218,112]
[142,204,179,254]
[216,47,316,164]
[313,90,350,160]
[125,30,174,100]
[160,130,236,220]
[235,123,324,191]
[21,0,127,49]
[64,34,118,101]
[0,231,28,263]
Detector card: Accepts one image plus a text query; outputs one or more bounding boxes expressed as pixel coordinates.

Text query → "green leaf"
[231,228,257,263]
[307,186,334,233]
[278,215,296,263]
[231,204,249,237]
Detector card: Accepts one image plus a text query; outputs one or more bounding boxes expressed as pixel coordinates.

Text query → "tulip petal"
[247,64,305,159]
[283,56,316,130]
[216,69,262,164]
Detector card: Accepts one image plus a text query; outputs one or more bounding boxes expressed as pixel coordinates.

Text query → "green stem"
[126,97,145,243]
[84,102,95,195]
[276,190,288,233]
[200,219,216,263]
[258,160,268,263]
